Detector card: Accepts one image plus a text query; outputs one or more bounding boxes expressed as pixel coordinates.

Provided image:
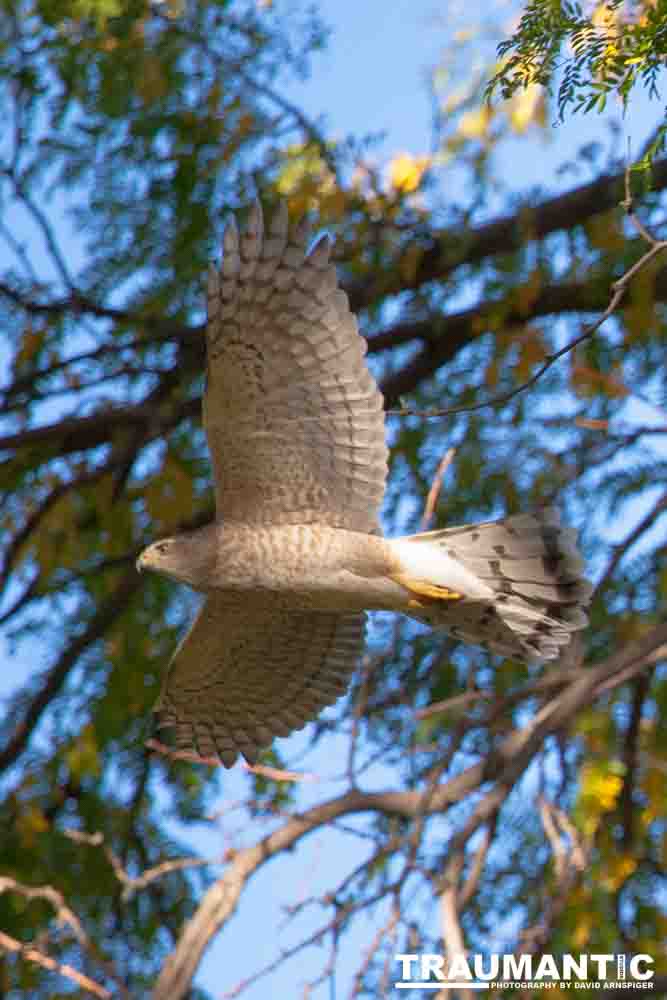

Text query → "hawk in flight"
[137,200,591,767]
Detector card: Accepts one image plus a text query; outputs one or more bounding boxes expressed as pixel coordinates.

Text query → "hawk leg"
[391,573,463,609]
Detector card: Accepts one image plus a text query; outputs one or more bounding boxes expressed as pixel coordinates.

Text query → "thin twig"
[152,622,667,1000]
[0,877,128,997]
[348,897,402,999]
[145,737,220,767]
[390,167,667,420]
[1,165,75,290]
[0,930,111,999]
[0,568,143,773]
[596,490,667,595]
[62,829,211,902]
[457,817,496,909]
[420,448,456,529]
[243,762,320,782]
[414,688,494,719]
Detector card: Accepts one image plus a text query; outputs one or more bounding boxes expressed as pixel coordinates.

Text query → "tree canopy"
[0,1,665,997]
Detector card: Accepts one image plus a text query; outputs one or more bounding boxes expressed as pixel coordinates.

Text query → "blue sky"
[288,0,443,152]
[1,0,665,996]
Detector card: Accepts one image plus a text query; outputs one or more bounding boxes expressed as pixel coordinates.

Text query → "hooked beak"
[136,547,149,573]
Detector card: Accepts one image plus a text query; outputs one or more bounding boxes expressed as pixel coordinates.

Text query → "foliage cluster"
[488,0,667,163]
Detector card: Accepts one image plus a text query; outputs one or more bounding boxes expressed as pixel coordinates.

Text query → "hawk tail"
[390,508,592,661]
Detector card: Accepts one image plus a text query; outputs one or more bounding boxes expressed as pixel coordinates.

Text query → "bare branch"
[439,886,474,1000]
[242,762,321,783]
[0,931,111,1000]
[348,157,667,314]
[62,829,211,902]
[348,897,401,999]
[1,165,76,290]
[596,490,667,595]
[145,737,220,768]
[0,877,128,997]
[0,876,97,959]
[519,797,589,958]
[0,276,194,342]
[457,818,496,910]
[153,622,667,999]
[420,448,456,530]
[415,688,494,719]
[385,163,667,418]
[0,568,143,774]
[0,395,199,459]
[389,236,667,419]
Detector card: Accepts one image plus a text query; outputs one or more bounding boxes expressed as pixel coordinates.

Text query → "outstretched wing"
[153,595,365,767]
[204,200,388,532]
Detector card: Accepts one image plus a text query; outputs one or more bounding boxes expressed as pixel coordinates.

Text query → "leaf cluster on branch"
[487,0,667,163]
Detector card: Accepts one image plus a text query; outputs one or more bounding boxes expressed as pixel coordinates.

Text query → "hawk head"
[137,527,217,589]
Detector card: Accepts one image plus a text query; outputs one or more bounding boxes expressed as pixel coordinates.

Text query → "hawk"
[137,200,591,767]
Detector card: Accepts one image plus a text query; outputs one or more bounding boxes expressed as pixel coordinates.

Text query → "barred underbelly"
[213,522,395,612]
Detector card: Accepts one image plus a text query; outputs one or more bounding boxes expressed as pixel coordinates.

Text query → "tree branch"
[0,568,143,774]
[153,623,667,999]
[0,931,111,1000]
[387,196,667,415]
[348,157,667,314]
[0,876,128,997]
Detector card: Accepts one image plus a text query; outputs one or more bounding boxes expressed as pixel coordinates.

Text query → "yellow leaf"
[509,85,545,133]
[600,854,637,891]
[572,911,593,949]
[65,725,101,779]
[458,106,491,140]
[388,153,431,194]
[576,761,625,836]
[593,772,623,810]
[592,1,620,30]
[275,144,335,200]
[581,761,624,811]
[16,805,50,846]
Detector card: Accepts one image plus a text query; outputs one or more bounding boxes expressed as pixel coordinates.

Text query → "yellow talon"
[392,574,462,606]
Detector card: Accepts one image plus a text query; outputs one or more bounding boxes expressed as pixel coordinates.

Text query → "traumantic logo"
[394,953,655,990]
